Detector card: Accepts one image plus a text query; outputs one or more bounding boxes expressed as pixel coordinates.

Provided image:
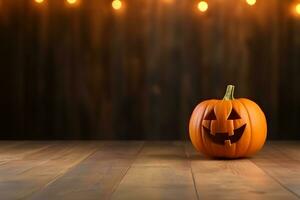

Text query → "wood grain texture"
[0,141,97,199]
[251,141,300,197]
[0,141,299,199]
[111,141,198,200]
[270,141,300,161]
[1,0,300,140]
[29,141,144,200]
[185,142,300,200]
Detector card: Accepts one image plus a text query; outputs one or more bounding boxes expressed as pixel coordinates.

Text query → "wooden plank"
[132,141,190,168]
[0,141,298,200]
[0,141,97,200]
[0,141,53,164]
[0,141,26,151]
[270,141,300,161]
[111,141,198,200]
[0,141,27,164]
[28,141,144,200]
[0,141,55,175]
[185,142,299,200]
[251,141,300,198]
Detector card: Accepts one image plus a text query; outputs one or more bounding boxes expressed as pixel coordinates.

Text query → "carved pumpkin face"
[202,107,246,147]
[189,85,267,158]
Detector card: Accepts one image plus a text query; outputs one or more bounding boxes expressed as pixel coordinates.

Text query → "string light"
[246,0,256,6]
[66,0,77,5]
[296,3,300,15]
[112,0,122,10]
[198,1,208,12]
[9,0,300,19]
[35,0,44,4]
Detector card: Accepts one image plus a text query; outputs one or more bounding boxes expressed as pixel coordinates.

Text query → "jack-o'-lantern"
[189,85,267,158]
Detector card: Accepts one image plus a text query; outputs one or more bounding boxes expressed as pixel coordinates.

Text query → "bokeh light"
[112,0,122,10]
[246,0,256,6]
[35,0,44,4]
[67,0,77,5]
[296,3,300,15]
[198,1,208,12]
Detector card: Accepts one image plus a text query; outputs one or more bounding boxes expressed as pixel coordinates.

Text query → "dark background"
[0,0,299,140]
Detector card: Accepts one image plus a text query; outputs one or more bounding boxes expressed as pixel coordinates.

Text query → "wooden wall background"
[0,0,299,139]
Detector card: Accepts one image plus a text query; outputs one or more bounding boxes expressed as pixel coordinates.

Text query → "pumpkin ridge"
[195,103,207,153]
[208,107,215,156]
[201,100,216,155]
[231,100,244,157]
[239,99,253,156]
[190,103,205,152]
[190,101,210,155]
[232,100,242,158]
[229,100,236,158]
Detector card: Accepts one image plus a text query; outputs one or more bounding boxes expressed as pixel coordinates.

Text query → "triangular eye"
[204,110,217,120]
[227,108,241,120]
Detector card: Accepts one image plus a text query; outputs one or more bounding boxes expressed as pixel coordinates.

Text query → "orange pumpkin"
[189,85,267,158]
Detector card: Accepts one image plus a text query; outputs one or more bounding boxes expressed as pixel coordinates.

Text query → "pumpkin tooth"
[224,139,232,147]
[228,130,234,136]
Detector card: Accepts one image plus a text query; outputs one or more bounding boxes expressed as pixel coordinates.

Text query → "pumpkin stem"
[223,85,235,100]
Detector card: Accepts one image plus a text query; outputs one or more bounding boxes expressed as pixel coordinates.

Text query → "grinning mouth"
[202,124,246,146]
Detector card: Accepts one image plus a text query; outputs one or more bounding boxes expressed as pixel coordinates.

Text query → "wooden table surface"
[0,141,299,200]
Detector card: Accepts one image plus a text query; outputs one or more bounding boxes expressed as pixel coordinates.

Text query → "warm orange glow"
[35,0,44,4]
[112,0,122,10]
[67,0,77,5]
[246,0,256,6]
[163,0,174,4]
[296,4,300,15]
[198,1,208,12]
